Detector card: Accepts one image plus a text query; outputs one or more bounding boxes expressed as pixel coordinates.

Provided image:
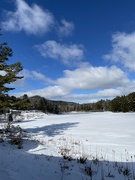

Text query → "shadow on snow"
[0,142,135,180]
[25,122,79,137]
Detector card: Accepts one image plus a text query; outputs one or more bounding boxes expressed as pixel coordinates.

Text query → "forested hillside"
[1,92,135,114]
[28,92,135,113]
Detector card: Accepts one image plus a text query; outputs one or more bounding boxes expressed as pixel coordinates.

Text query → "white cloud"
[11,65,135,102]
[22,69,54,83]
[35,40,84,66]
[57,19,74,37]
[14,80,135,102]
[94,89,122,98]
[11,69,54,88]
[30,70,54,84]
[13,81,135,102]
[1,0,54,35]
[104,32,135,71]
[14,85,70,99]
[65,80,135,102]
[57,65,128,90]
[60,89,120,101]
[1,0,74,37]
[48,82,135,102]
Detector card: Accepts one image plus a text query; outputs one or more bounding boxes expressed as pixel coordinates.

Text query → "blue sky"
[1,0,135,103]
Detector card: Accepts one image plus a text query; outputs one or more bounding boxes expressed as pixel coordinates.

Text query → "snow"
[0,111,135,179]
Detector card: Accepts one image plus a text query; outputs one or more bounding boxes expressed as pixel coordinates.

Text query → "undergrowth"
[0,120,24,149]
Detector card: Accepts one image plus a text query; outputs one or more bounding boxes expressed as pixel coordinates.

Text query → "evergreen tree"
[0,32,23,112]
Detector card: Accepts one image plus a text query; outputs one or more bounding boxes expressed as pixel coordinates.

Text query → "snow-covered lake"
[18,111,135,161]
[1,111,135,180]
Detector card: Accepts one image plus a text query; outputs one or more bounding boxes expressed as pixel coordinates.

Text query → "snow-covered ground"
[0,111,135,180]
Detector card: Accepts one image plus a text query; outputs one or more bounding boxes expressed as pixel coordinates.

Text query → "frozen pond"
[19,111,135,161]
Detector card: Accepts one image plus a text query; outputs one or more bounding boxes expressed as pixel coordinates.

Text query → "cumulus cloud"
[13,81,135,102]
[56,65,128,90]
[64,79,135,102]
[57,19,74,37]
[9,65,135,102]
[104,32,135,71]
[35,40,84,66]
[1,0,54,35]
[61,89,121,101]
[11,65,134,102]
[14,85,70,99]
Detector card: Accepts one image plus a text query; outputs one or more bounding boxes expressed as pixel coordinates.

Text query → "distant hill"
[21,92,135,113]
[28,95,78,114]
[2,92,135,114]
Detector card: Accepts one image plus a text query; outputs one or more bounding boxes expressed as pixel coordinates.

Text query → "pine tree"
[0,32,23,112]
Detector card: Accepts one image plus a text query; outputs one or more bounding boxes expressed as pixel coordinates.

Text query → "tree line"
[1,92,135,114]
